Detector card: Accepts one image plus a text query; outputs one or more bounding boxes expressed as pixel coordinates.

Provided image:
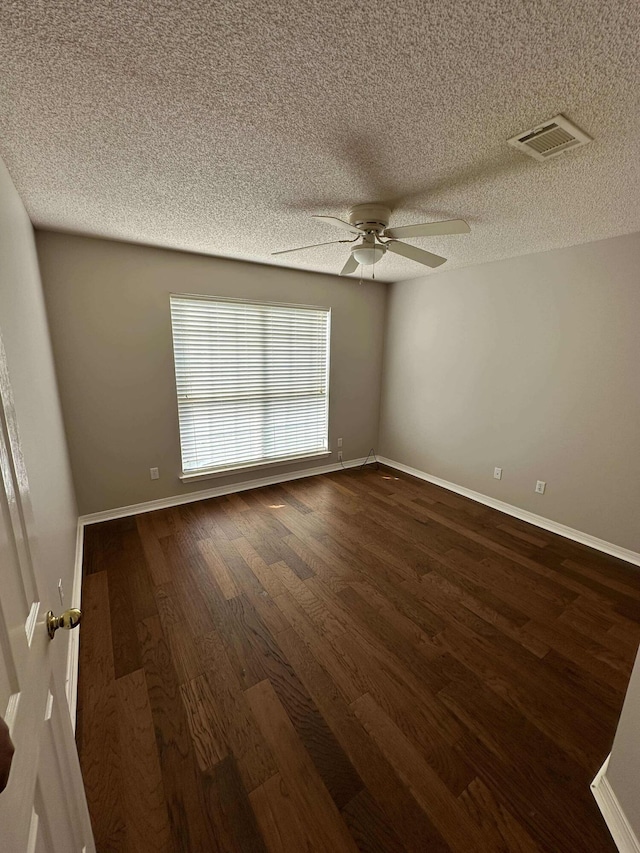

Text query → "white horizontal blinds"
[170,295,330,474]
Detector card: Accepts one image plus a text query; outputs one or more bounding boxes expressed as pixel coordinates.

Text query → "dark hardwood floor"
[77,464,640,852]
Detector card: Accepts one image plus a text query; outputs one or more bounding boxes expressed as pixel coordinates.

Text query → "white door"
[0,333,94,852]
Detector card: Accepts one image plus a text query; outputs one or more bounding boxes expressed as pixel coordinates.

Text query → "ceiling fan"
[272,204,470,276]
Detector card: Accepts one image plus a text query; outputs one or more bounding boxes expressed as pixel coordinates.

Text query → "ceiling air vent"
[508,114,592,162]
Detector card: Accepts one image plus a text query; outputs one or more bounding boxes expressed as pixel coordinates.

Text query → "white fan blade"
[340,253,359,276]
[272,239,350,256]
[386,240,446,268]
[383,219,470,239]
[312,215,362,235]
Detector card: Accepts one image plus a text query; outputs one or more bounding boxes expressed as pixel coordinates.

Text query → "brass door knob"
[46,608,82,640]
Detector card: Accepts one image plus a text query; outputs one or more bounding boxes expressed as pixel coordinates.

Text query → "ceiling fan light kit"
[352,236,386,266]
[273,202,470,277]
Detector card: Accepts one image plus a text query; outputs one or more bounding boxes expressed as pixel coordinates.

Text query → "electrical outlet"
[493,467,502,480]
[535,480,546,494]
[150,467,160,480]
[337,437,343,448]
[338,450,343,462]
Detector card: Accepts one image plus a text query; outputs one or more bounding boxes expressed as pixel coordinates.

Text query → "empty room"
[0,0,639,851]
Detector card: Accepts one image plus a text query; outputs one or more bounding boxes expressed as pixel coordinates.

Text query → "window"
[170,294,330,477]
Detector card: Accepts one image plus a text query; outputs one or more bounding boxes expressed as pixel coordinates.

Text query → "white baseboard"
[78,456,370,527]
[377,457,640,567]
[592,756,640,853]
[65,518,84,733]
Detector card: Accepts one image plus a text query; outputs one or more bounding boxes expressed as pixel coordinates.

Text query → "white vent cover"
[508,114,592,162]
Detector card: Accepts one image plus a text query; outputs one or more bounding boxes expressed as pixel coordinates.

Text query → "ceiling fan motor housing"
[349,203,391,233]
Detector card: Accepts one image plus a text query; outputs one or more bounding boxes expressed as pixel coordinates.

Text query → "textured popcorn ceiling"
[1,1,639,282]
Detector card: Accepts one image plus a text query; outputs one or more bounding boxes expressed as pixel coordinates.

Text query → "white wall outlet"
[337,437,343,448]
[338,450,343,462]
[150,467,160,480]
[535,480,546,494]
[493,467,502,480]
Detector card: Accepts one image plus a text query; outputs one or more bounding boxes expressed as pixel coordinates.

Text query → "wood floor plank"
[496,522,549,548]
[78,466,634,853]
[439,680,614,851]
[442,548,572,622]
[212,543,292,636]
[436,622,615,769]
[125,535,159,622]
[207,502,246,542]
[274,560,345,640]
[198,537,241,600]
[253,627,364,810]
[341,788,408,853]
[166,619,205,684]
[342,628,464,748]
[82,517,134,574]
[115,669,172,853]
[136,514,173,585]
[456,732,611,852]
[245,679,360,852]
[179,672,228,771]
[160,533,221,635]
[177,501,217,541]
[78,571,126,852]
[607,617,640,654]
[233,537,288,598]
[249,772,315,853]
[137,616,220,851]
[458,777,541,853]
[329,559,445,636]
[354,663,473,796]
[285,532,355,591]
[148,506,182,539]
[273,538,316,580]
[183,631,277,790]
[425,564,550,658]
[203,664,278,790]
[221,593,273,689]
[273,587,365,704]
[352,692,497,852]
[200,755,269,853]
[153,581,186,627]
[264,483,314,515]
[305,585,469,716]
[107,558,142,679]
[562,557,640,600]
[275,626,452,853]
[338,585,451,694]
[347,578,435,644]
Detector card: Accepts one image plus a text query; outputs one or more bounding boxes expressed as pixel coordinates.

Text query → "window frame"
[170,292,332,481]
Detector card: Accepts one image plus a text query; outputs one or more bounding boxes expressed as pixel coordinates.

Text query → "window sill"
[179,450,333,483]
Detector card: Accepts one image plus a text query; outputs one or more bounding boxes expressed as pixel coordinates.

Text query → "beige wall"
[0,159,78,686]
[379,231,640,553]
[37,232,386,515]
